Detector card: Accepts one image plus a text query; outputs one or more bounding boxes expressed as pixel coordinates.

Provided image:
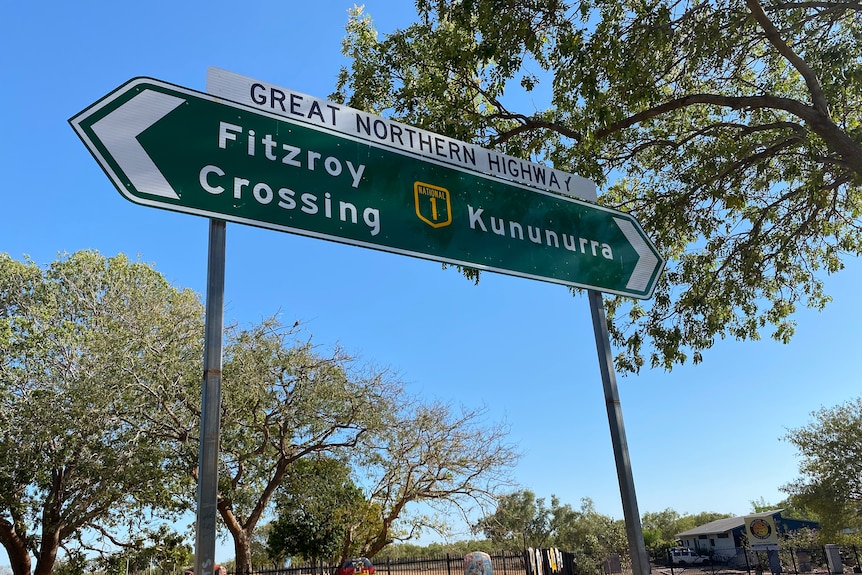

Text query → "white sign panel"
[207,67,597,202]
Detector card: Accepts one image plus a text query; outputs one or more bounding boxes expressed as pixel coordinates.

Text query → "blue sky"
[3,0,861,568]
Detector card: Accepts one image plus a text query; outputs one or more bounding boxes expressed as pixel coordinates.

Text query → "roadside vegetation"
[5,5,862,563]
[3,240,862,575]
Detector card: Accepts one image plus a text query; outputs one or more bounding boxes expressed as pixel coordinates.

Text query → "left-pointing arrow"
[90,89,185,200]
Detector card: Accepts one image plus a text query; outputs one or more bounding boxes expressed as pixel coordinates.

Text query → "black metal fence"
[232,551,529,575]
[229,546,862,575]
[657,545,862,575]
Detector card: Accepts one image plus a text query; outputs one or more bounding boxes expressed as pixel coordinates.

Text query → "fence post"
[447,554,452,575]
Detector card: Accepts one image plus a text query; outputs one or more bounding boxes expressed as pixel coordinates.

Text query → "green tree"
[675,512,733,534]
[0,251,202,575]
[100,525,192,575]
[135,318,516,572]
[550,498,627,575]
[750,496,817,521]
[640,508,682,558]
[51,551,87,575]
[267,456,364,565]
[374,539,496,560]
[249,524,278,571]
[473,490,551,551]
[335,0,862,373]
[782,397,862,538]
[132,319,401,574]
[750,497,776,514]
[132,525,193,575]
[639,508,732,557]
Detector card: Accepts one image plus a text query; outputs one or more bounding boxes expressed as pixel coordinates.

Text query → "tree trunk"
[231,531,253,575]
[219,502,253,575]
[7,549,31,575]
[0,523,32,575]
[32,523,60,575]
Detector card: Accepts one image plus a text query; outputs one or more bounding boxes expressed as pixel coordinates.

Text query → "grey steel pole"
[195,219,226,575]
[588,289,650,575]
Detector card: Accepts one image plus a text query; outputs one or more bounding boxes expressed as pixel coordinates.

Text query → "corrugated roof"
[676,510,783,538]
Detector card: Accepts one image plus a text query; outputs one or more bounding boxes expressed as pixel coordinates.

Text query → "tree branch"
[767,1,862,11]
[597,93,819,137]
[744,0,831,115]
[489,113,584,146]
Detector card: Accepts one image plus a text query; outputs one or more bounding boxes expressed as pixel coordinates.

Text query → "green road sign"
[70,77,664,298]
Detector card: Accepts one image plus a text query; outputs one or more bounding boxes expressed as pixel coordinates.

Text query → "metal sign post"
[194,220,226,575]
[589,289,650,575]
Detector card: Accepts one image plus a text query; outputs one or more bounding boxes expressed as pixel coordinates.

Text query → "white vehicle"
[670,547,708,565]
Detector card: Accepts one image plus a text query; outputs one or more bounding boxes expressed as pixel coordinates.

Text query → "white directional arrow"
[613,217,660,292]
[90,90,185,200]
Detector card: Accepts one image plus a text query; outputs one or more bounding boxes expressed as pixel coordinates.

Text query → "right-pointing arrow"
[91,89,185,200]
[613,217,660,293]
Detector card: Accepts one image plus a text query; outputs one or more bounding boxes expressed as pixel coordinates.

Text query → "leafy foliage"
[50,551,88,575]
[476,492,628,573]
[473,490,551,551]
[267,456,364,564]
[108,524,193,575]
[750,496,817,521]
[374,539,497,559]
[782,397,862,538]
[335,0,862,373]
[0,251,203,575]
[130,317,402,574]
[0,250,523,575]
[550,498,627,575]
[640,508,683,558]
[640,508,733,557]
[129,315,517,572]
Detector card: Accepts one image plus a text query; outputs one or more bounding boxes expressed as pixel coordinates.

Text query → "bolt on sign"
[70,75,664,298]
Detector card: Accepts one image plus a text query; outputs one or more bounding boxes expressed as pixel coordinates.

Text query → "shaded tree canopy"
[335,0,862,373]
[267,456,364,564]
